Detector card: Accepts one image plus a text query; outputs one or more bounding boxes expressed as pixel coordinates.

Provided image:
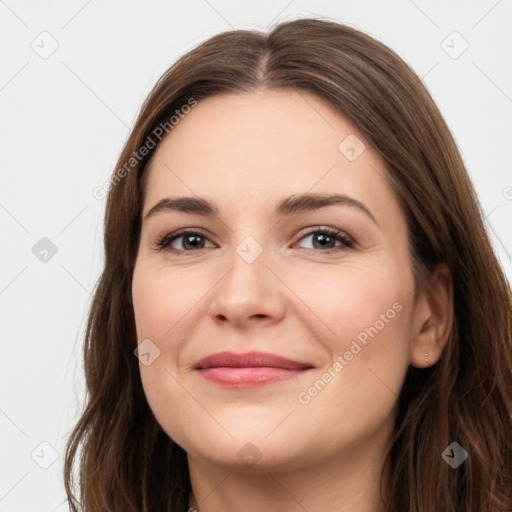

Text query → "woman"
[64,17,512,512]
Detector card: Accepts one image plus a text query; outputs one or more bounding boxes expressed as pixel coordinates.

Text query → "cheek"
[287,261,412,348]
[132,264,197,443]
[291,273,413,448]
[290,262,414,409]
[131,262,203,342]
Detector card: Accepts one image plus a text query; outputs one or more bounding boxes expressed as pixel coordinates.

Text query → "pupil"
[184,235,204,250]
[314,233,334,249]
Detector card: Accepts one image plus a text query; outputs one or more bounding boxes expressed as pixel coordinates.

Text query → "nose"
[207,241,286,329]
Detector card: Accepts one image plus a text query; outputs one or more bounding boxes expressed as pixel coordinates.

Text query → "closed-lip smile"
[193,350,314,388]
[193,350,313,370]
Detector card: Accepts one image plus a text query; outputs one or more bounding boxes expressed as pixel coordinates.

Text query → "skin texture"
[131,90,452,512]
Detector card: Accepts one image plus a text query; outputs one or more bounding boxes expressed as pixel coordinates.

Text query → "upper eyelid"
[165,227,214,242]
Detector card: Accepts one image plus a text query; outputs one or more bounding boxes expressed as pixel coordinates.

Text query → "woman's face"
[132,90,421,471]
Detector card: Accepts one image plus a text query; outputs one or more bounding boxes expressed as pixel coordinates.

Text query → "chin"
[175,423,305,467]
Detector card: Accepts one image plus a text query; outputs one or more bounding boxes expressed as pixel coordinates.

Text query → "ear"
[410,263,453,368]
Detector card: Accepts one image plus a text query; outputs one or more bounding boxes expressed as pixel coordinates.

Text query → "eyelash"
[153,226,355,255]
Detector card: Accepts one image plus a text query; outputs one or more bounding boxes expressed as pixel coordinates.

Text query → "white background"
[1,1,511,510]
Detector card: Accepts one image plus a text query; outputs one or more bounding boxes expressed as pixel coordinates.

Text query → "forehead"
[143,90,395,220]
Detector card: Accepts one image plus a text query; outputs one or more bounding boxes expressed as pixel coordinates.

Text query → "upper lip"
[193,351,314,370]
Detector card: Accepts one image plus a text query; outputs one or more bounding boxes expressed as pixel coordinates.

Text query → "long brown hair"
[64,17,512,511]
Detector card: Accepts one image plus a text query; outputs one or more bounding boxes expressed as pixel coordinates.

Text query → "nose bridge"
[208,233,284,323]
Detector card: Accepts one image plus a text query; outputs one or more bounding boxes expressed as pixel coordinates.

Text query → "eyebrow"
[143,193,378,225]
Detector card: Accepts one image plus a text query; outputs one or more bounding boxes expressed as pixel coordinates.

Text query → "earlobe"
[410,263,453,368]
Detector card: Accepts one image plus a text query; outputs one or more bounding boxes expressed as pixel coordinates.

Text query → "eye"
[154,226,355,254]
[155,229,215,253]
[295,227,354,253]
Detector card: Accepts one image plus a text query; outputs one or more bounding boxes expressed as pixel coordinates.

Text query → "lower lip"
[197,367,310,388]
